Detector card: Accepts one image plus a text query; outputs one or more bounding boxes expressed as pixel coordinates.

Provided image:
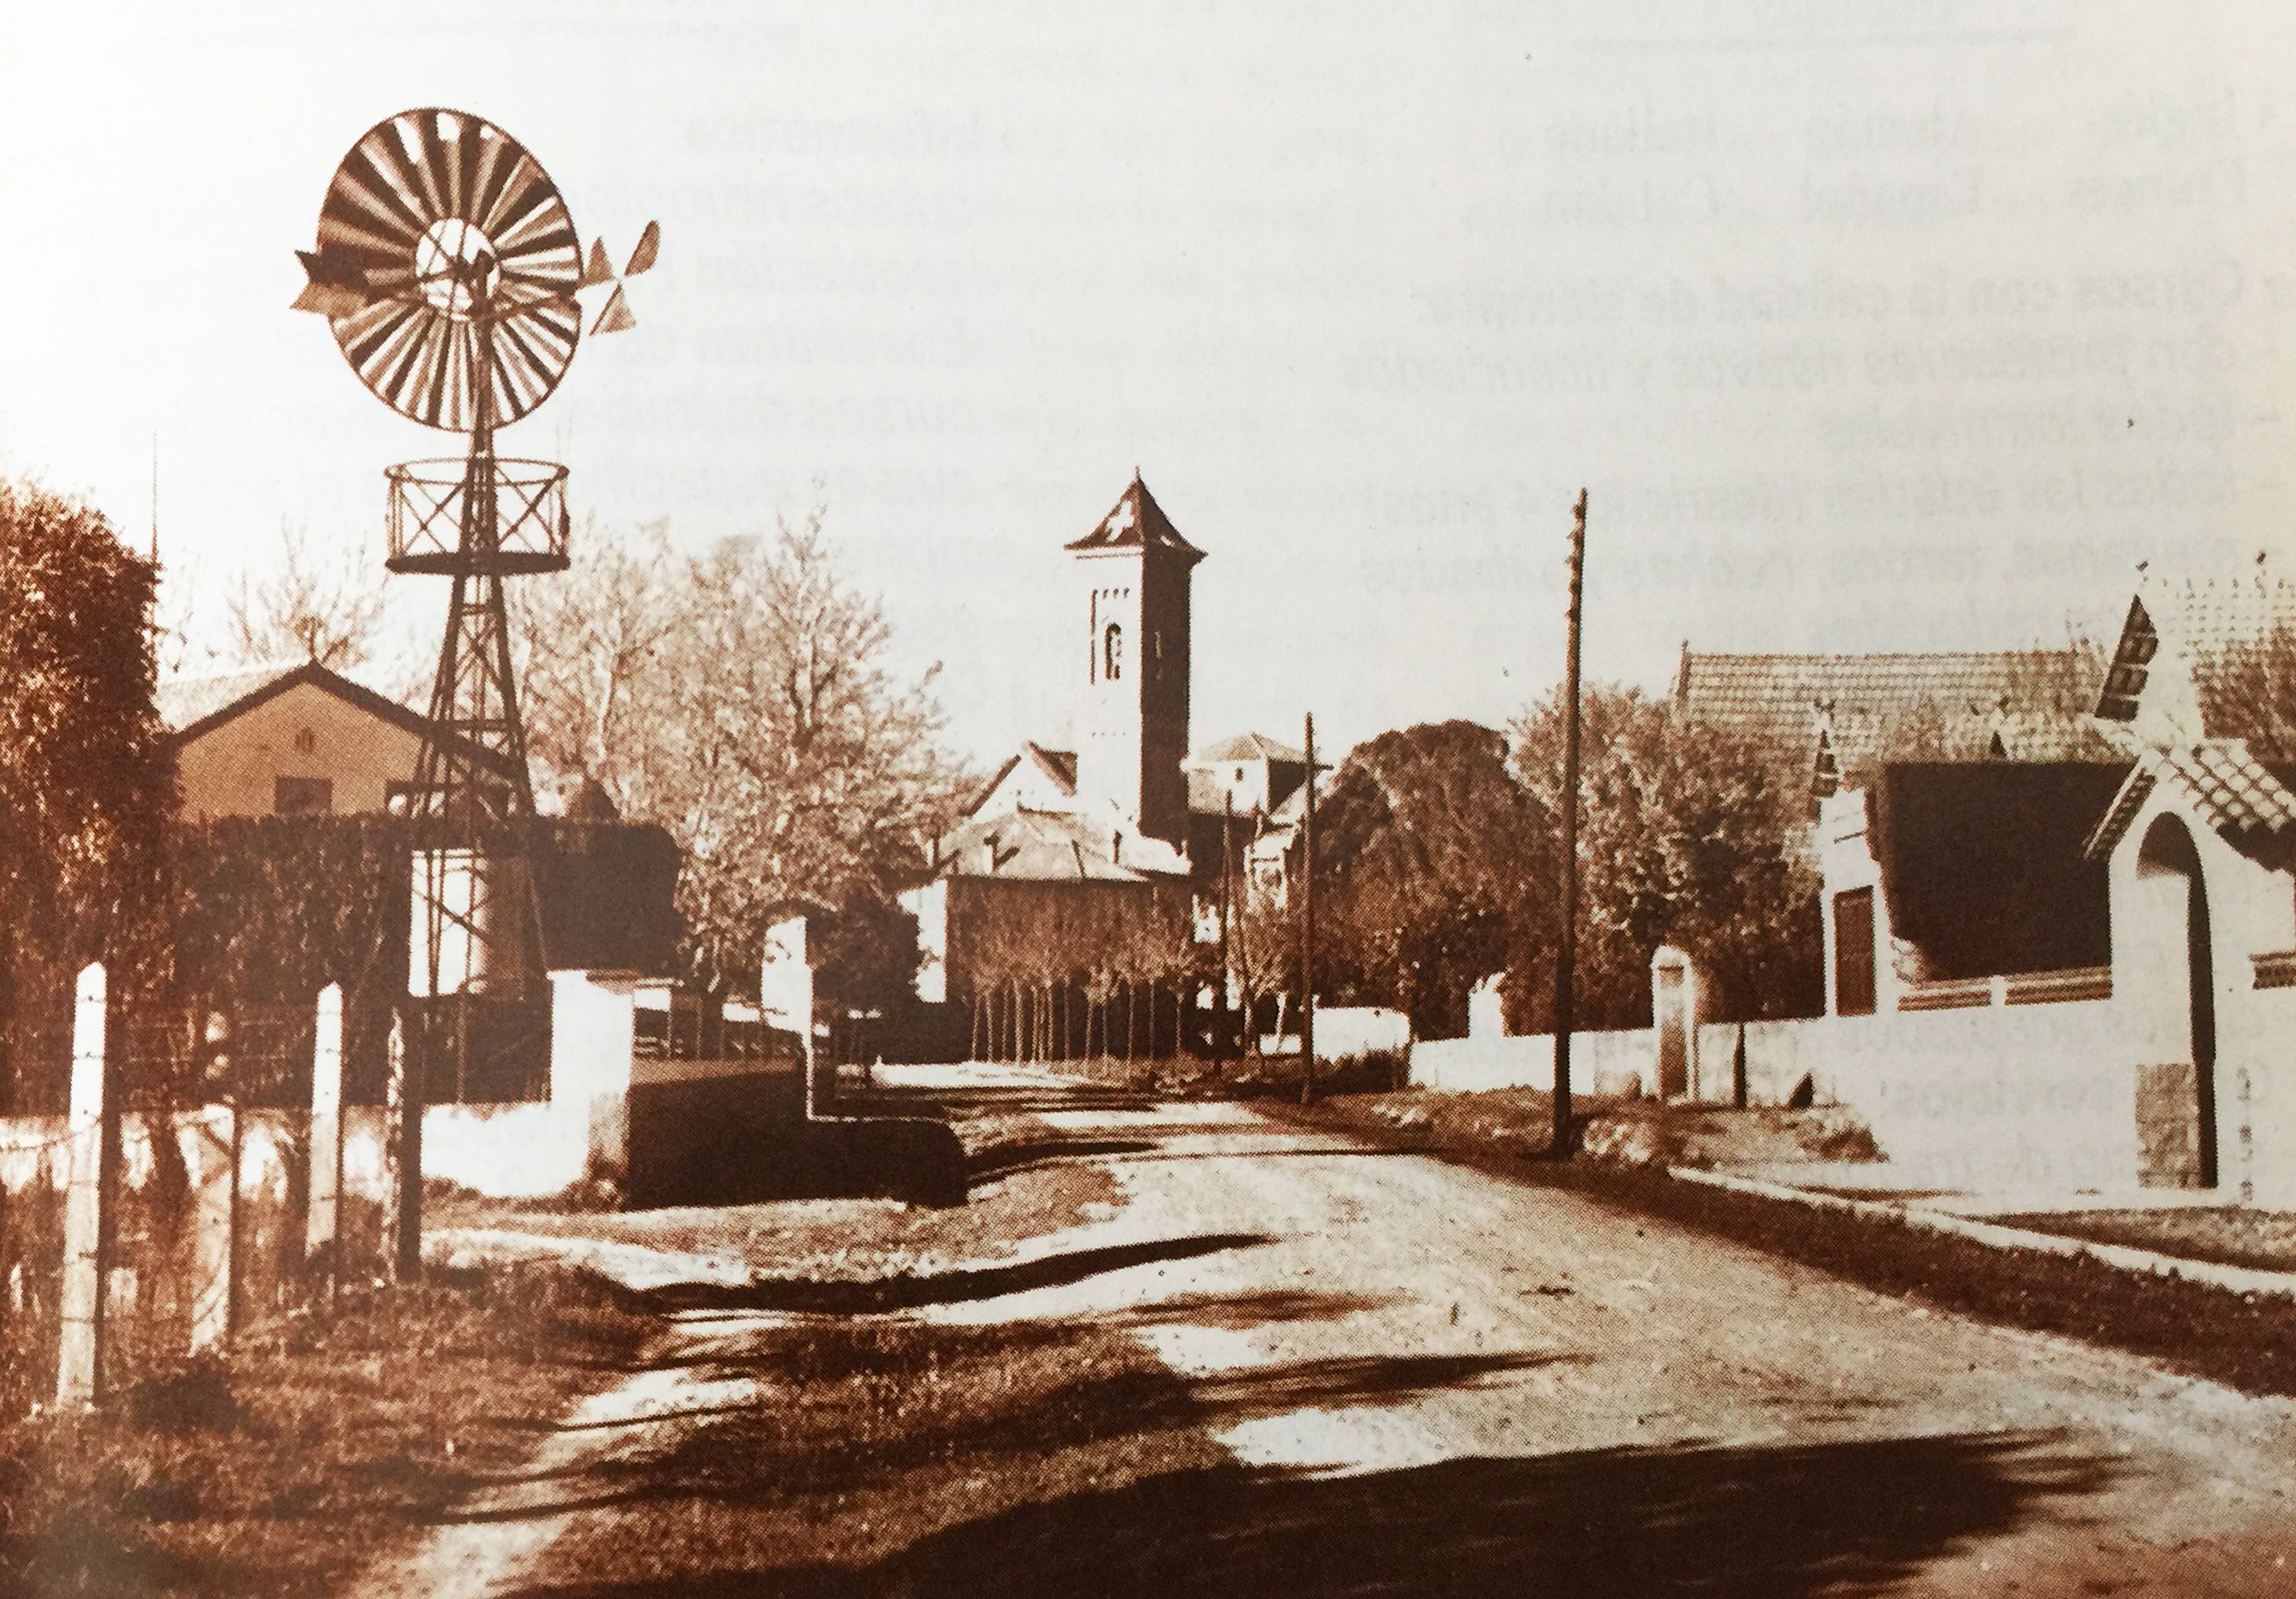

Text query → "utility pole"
[1298,712,1317,1106]
[1553,491,1587,1158]
[1219,792,1235,1063]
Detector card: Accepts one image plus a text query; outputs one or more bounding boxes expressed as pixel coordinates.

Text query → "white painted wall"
[1807,1000,2135,1191]
[1410,1029,1655,1097]
[1314,1006,1409,1059]
[421,1102,589,1198]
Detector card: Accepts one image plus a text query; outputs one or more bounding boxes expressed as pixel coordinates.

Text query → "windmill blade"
[579,238,614,289]
[591,284,635,335]
[623,220,659,276]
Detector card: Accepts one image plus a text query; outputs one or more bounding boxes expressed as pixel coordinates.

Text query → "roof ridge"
[1686,647,2080,663]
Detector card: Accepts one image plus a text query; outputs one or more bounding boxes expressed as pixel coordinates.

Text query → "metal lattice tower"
[294,107,656,1095]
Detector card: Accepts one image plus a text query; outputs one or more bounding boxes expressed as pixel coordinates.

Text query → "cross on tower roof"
[1064,472,1206,563]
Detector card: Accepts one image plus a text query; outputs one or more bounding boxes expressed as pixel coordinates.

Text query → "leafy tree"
[1509,685,1822,1030]
[1311,721,1543,1038]
[0,482,176,1086]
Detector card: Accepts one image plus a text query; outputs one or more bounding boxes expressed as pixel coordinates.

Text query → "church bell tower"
[1067,473,1203,850]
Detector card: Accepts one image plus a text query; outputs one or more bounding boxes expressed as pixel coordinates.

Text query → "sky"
[3,1,2292,768]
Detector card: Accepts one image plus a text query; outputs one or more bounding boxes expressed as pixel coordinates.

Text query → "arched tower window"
[1103,622,1123,682]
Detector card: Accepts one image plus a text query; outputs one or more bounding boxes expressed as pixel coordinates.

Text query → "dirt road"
[894,1065,2296,1596]
[391,1064,2296,1596]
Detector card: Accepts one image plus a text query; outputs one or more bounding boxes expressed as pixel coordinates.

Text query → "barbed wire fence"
[0,971,410,1417]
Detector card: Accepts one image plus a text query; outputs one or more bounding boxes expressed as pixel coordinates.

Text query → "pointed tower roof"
[1064,472,1206,564]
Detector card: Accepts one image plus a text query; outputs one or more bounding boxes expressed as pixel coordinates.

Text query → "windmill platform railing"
[386,457,570,575]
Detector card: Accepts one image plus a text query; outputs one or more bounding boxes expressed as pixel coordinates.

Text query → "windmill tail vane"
[577,219,660,335]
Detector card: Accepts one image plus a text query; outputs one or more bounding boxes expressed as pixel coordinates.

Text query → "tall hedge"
[165,814,681,1005]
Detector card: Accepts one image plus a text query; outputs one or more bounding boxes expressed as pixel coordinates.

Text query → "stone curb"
[1669,1165,2296,1303]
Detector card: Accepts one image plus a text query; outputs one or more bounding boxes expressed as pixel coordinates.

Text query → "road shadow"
[965,1136,1158,1180]
[630,1230,1274,1316]
[854,1079,1163,1121]
[504,1429,2115,1599]
[463,1342,1572,1522]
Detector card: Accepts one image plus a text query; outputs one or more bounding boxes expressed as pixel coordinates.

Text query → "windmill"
[294,107,657,1098]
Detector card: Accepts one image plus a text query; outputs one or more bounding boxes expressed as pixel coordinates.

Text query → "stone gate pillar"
[549,970,640,1183]
[1651,945,1700,1101]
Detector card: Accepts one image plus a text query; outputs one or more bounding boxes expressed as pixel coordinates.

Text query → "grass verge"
[1289,1094,2296,1399]
[0,1265,655,1599]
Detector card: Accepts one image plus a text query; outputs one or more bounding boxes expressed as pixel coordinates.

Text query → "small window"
[293,726,319,755]
[275,776,334,816]
[1103,623,1123,681]
[1833,886,1876,1016]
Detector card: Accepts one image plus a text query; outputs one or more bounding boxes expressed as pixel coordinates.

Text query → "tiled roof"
[2172,742,2296,837]
[1063,472,1206,563]
[1677,649,2104,785]
[2084,739,2296,861]
[2094,566,2296,741]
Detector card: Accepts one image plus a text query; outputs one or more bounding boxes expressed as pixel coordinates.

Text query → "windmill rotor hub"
[413,219,503,320]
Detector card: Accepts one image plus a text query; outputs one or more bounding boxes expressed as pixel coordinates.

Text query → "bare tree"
[516,506,972,993]
[151,547,219,678]
[226,519,384,670]
[513,514,685,810]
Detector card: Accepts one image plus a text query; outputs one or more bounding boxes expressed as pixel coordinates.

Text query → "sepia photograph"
[2,2,2294,1593]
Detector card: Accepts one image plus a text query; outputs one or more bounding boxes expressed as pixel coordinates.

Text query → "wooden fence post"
[56,961,108,1408]
[190,1011,236,1353]
[305,984,345,1304]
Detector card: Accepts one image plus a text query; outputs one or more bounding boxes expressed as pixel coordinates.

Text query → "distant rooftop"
[1189,732,1307,766]
[156,661,312,731]
[933,806,1189,883]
